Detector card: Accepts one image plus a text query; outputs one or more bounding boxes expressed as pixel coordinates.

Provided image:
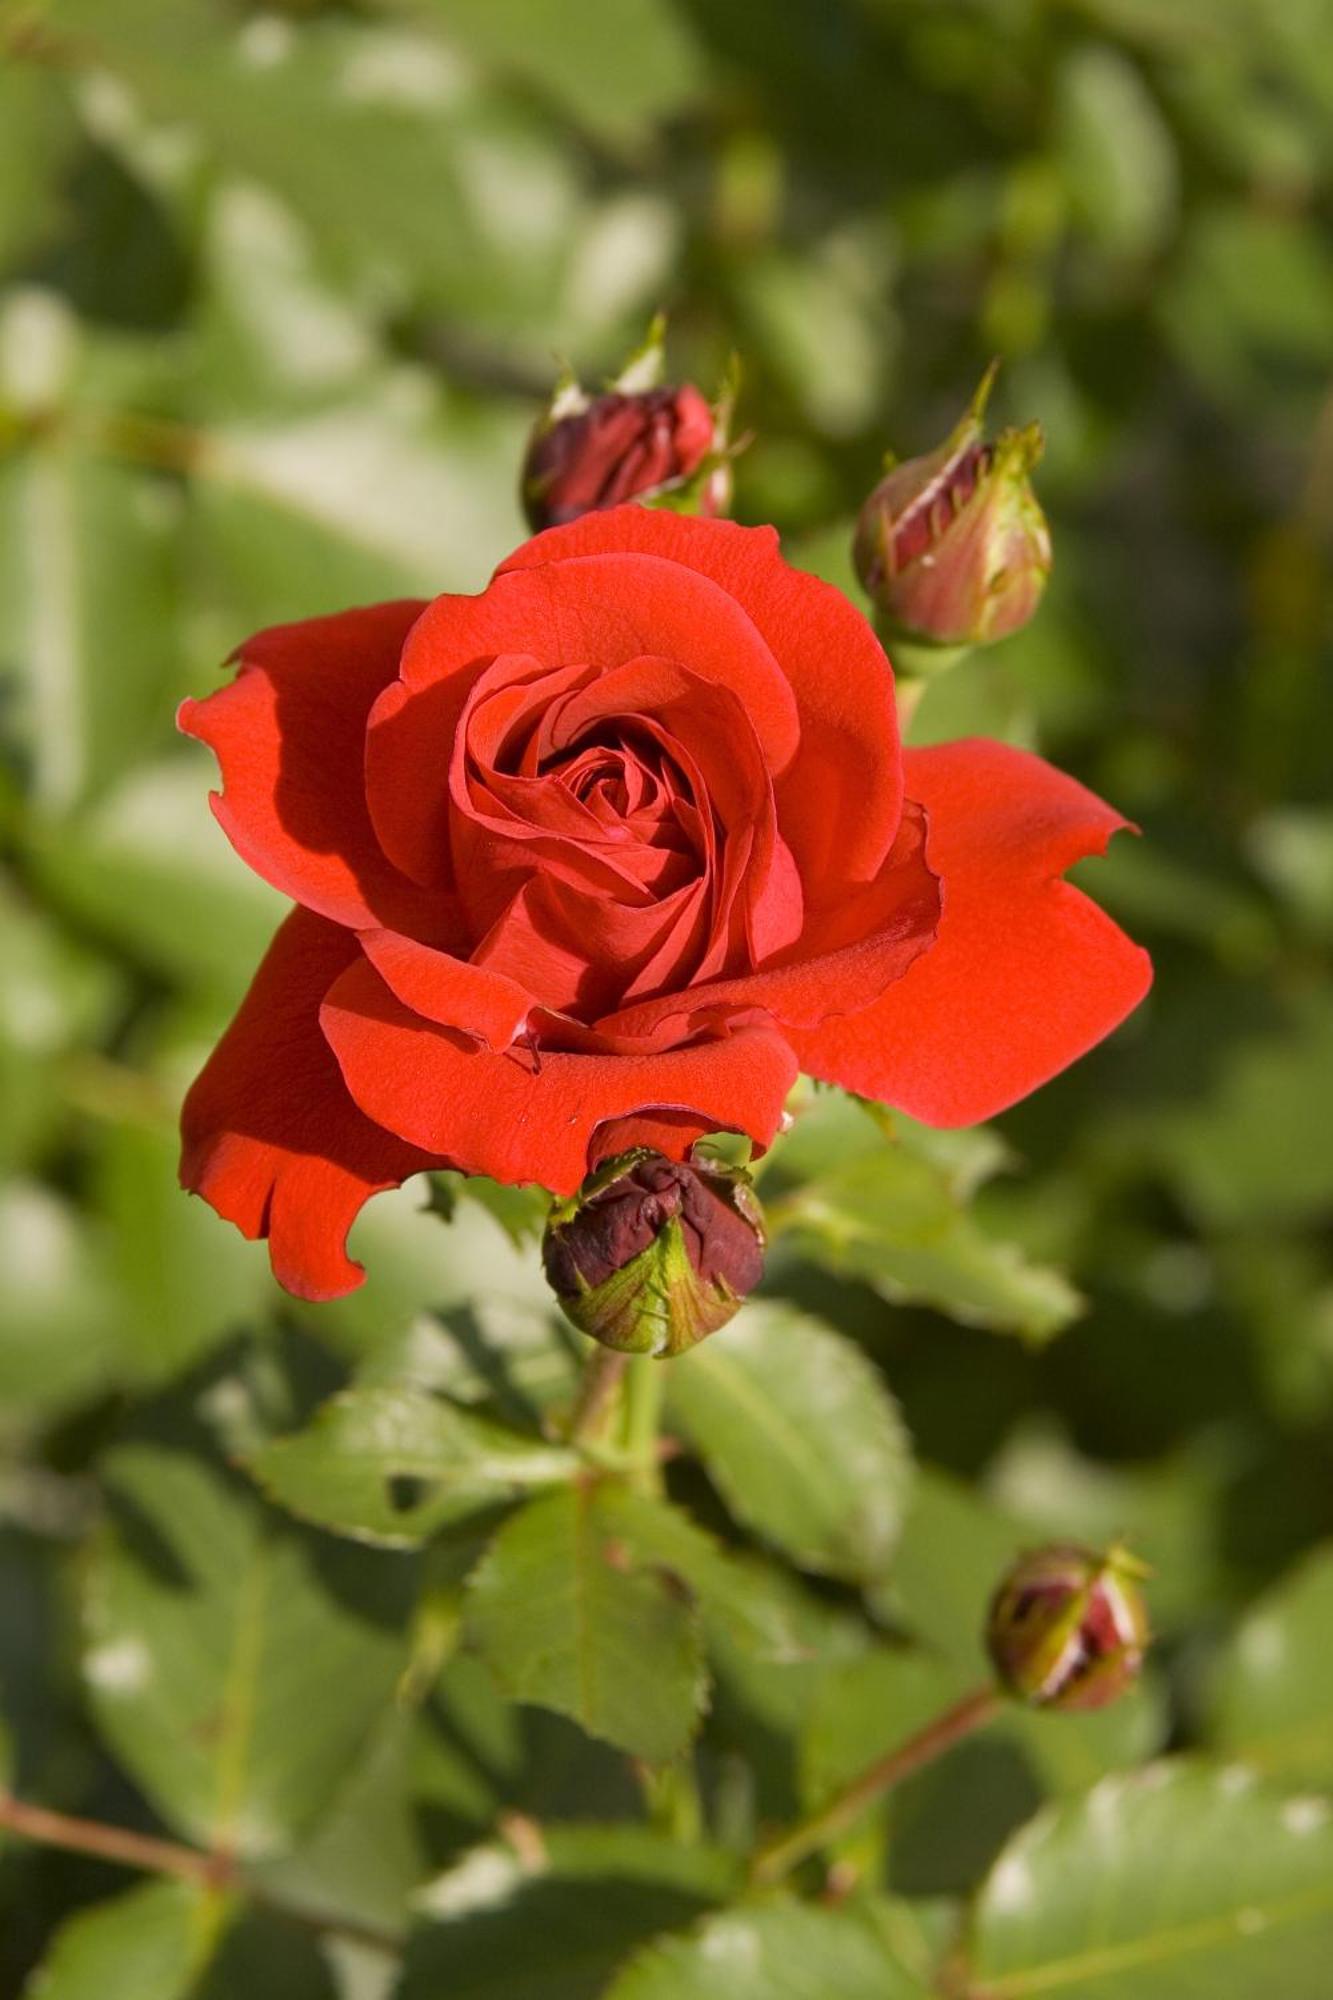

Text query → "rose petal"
[600,800,939,1041]
[319,956,798,1193]
[791,740,1151,1125]
[178,602,438,934]
[449,654,722,929]
[365,551,801,889]
[498,507,903,894]
[472,871,705,1021]
[180,909,444,1300]
[359,930,535,1049]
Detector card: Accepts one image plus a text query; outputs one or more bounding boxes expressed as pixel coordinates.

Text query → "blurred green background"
[3,0,1333,1991]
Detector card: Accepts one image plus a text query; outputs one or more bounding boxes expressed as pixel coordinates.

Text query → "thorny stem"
[748,1684,1002,1887]
[565,1345,630,1448]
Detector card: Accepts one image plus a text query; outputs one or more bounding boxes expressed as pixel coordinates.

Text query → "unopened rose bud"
[521,317,733,533]
[986,1542,1149,1712]
[542,1150,764,1358]
[854,363,1051,652]
[522,385,716,531]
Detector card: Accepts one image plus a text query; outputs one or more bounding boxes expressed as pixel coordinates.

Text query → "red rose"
[522,385,718,531]
[179,507,1150,1300]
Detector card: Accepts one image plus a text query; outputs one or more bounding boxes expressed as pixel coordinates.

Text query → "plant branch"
[748,1684,1002,1886]
[0,1790,403,1957]
[0,1790,228,1888]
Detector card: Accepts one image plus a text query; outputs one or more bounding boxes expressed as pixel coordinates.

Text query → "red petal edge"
[178,600,437,935]
[793,739,1152,1125]
[180,908,445,1300]
[319,955,798,1195]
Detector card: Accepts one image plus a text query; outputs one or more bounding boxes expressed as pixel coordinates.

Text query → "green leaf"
[402,1823,736,2000]
[1206,1544,1333,1788]
[421,0,705,148]
[735,233,892,436]
[666,1303,912,1582]
[969,1761,1333,1997]
[249,1708,426,1943]
[1151,998,1333,1230]
[770,1093,1080,1342]
[565,1484,806,1668]
[703,1560,871,1741]
[463,1485,706,1760]
[95,1113,271,1386]
[25,758,285,993]
[23,1884,340,2000]
[284,1174,560,1382]
[0,66,80,269]
[878,1466,1049,1671]
[0,1531,62,1792]
[250,1384,577,1547]
[193,1908,337,2000]
[51,7,580,332]
[1055,46,1179,261]
[0,433,182,816]
[0,1179,118,1414]
[84,1446,411,1857]
[192,380,527,608]
[1162,203,1333,409]
[606,1901,930,2000]
[458,1174,552,1247]
[0,880,121,1176]
[19,1881,216,2000]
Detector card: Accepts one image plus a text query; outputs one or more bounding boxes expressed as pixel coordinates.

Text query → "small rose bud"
[521,316,734,533]
[854,363,1052,651]
[542,1150,765,1358]
[986,1542,1150,1712]
[522,384,717,531]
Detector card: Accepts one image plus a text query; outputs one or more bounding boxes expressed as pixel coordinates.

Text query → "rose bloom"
[179,507,1150,1300]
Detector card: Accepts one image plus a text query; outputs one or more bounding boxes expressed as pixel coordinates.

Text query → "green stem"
[565,1345,629,1449]
[620,1355,665,1495]
[638,1755,703,1843]
[748,1684,1001,1887]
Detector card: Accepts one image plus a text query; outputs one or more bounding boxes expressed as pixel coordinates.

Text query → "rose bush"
[179,506,1150,1300]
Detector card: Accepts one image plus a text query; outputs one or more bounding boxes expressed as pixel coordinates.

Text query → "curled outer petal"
[319,955,798,1196]
[180,909,445,1299]
[792,739,1151,1125]
[178,601,440,937]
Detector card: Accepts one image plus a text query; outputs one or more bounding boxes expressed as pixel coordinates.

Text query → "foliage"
[2,0,1332,1994]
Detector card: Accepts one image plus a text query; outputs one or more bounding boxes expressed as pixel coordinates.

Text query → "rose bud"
[854,363,1052,652]
[521,316,731,532]
[523,385,717,531]
[986,1542,1150,1712]
[542,1149,765,1358]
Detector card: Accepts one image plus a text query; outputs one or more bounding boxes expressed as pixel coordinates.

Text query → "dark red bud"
[542,1150,765,1357]
[522,385,716,533]
[986,1543,1150,1712]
